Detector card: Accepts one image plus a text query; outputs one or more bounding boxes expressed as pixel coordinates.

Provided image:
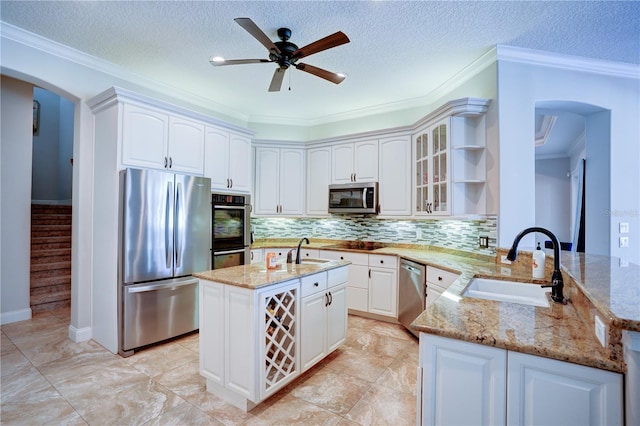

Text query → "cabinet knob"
[438,276,443,281]
[380,260,384,264]
[314,282,319,287]
[340,256,344,260]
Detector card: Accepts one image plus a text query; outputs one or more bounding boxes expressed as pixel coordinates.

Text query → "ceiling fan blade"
[234,17,281,54]
[292,31,350,59]
[295,63,345,84]
[210,58,272,66]
[269,68,287,92]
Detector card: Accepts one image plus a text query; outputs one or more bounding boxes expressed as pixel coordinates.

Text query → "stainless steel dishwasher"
[398,258,426,337]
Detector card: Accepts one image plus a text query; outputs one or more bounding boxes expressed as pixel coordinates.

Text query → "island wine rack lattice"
[263,287,297,392]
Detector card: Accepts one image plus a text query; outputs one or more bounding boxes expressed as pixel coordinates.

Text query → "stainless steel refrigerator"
[118,168,211,356]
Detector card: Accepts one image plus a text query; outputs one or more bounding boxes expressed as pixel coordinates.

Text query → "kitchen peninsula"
[193,258,350,411]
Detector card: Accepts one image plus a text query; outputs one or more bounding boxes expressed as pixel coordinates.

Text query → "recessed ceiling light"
[210,56,225,64]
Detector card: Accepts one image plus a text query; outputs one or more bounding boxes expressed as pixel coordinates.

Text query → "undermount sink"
[463,278,551,307]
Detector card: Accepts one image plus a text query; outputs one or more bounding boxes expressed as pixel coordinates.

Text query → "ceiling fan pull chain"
[288,68,292,91]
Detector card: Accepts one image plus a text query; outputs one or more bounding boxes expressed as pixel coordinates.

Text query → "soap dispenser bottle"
[532,242,545,279]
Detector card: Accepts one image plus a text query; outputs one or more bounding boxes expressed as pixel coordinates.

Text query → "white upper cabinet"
[306,146,332,216]
[168,116,205,175]
[205,127,251,192]
[121,104,169,170]
[332,140,378,183]
[121,103,205,174]
[378,135,412,216]
[254,146,305,216]
[413,98,490,217]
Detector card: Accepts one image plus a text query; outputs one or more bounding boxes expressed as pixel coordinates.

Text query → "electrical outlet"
[501,255,512,264]
[620,258,629,267]
[500,267,512,276]
[416,229,423,240]
[312,225,318,235]
[620,222,629,234]
[479,236,489,248]
[594,315,606,347]
[620,237,629,248]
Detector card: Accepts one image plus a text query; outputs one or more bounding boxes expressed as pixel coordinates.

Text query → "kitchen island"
[193,259,350,411]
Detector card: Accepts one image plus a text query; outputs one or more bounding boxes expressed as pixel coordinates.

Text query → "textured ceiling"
[1,1,639,125]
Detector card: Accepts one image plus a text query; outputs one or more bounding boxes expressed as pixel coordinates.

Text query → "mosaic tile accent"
[251,216,497,256]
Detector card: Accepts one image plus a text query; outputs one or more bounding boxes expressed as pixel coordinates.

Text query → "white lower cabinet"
[418,334,623,426]
[321,250,370,312]
[300,267,348,371]
[507,351,623,426]
[321,251,398,318]
[368,255,398,317]
[426,266,459,308]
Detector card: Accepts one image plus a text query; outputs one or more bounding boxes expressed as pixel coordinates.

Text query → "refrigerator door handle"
[165,181,173,269]
[175,182,182,268]
[126,277,198,294]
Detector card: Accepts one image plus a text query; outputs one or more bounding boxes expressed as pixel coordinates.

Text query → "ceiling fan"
[210,17,350,92]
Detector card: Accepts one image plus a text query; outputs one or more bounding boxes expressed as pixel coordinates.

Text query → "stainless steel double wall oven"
[211,193,251,269]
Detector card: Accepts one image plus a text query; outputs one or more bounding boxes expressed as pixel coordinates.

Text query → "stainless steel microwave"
[328,182,378,214]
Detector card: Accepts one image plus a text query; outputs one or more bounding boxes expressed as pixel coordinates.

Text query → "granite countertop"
[252,239,640,373]
[193,259,350,290]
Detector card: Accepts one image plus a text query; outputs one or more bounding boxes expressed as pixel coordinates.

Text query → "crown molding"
[248,47,499,128]
[496,45,640,79]
[0,22,251,123]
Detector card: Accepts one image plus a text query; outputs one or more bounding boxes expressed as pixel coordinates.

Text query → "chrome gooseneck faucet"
[295,237,310,264]
[506,227,566,304]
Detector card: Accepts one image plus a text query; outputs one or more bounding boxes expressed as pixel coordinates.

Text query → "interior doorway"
[30,87,75,313]
[534,101,611,257]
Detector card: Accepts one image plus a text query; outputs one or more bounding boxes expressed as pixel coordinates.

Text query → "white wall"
[31,87,74,203]
[0,76,33,324]
[497,55,640,264]
[535,157,572,244]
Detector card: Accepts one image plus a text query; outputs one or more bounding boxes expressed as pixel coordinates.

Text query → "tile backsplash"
[252,216,497,256]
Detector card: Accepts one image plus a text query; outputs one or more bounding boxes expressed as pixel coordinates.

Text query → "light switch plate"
[620,222,629,234]
[620,236,629,248]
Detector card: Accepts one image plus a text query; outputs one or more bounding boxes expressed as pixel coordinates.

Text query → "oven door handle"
[213,248,247,255]
[126,278,198,294]
[213,205,244,210]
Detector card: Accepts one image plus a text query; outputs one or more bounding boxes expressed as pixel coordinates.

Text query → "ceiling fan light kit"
[210,17,350,92]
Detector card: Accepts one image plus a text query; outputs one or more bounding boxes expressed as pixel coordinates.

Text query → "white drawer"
[328,266,348,287]
[369,254,397,269]
[300,272,327,298]
[320,250,368,265]
[427,266,459,287]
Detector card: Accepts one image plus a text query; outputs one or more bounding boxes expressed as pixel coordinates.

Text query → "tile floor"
[1,308,418,425]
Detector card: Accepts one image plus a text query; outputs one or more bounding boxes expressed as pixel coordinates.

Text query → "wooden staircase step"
[30,275,71,288]
[31,216,72,226]
[30,261,71,274]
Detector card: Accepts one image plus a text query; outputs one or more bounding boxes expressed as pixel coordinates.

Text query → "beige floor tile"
[375,350,419,396]
[144,399,222,425]
[154,359,255,426]
[345,383,416,426]
[0,349,30,379]
[244,393,342,425]
[289,368,371,415]
[345,329,416,358]
[1,331,17,355]
[124,340,199,378]
[321,346,395,383]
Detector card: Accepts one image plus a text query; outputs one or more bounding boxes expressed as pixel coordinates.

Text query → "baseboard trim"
[0,308,32,325]
[68,324,92,342]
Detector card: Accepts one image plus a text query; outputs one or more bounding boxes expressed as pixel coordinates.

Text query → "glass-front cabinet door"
[414,118,450,215]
